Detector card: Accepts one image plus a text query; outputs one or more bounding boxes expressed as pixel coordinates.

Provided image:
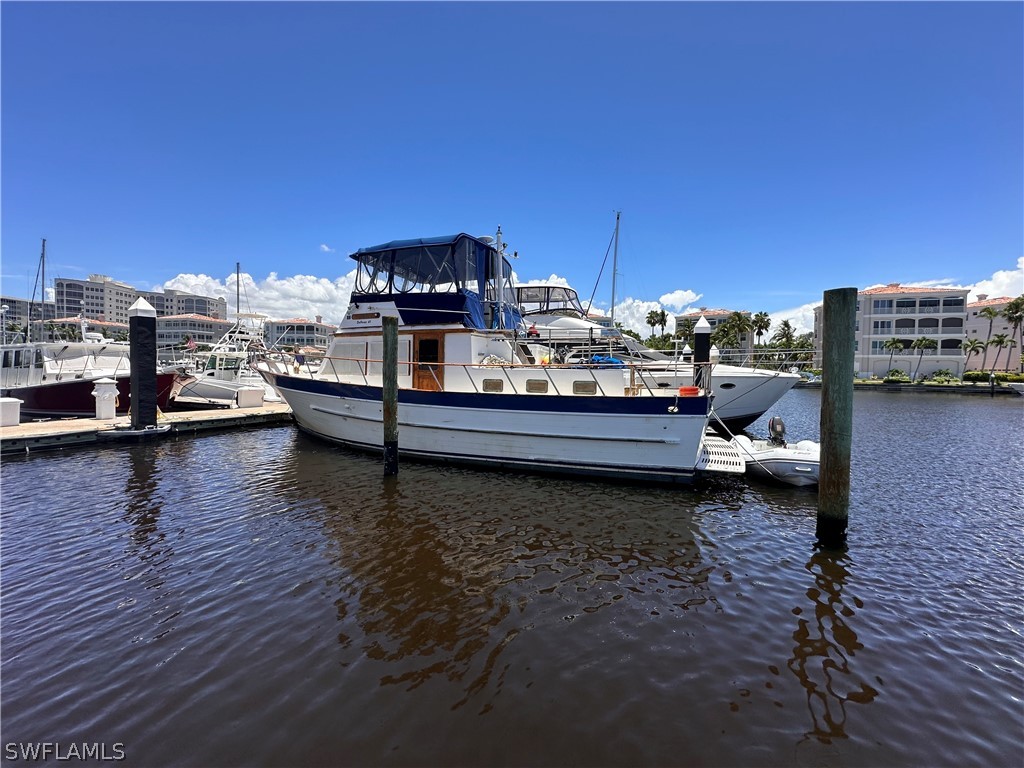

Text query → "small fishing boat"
[174,313,281,405]
[731,417,820,487]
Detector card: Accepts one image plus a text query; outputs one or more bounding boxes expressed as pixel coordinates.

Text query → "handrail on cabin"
[288,351,696,397]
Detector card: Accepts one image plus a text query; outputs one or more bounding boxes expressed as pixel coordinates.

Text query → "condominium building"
[53,275,227,323]
[813,283,969,378]
[155,314,235,350]
[0,296,57,337]
[675,308,754,353]
[138,288,228,320]
[965,295,1018,372]
[265,316,337,350]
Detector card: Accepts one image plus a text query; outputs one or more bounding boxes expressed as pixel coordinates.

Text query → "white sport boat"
[1,328,189,419]
[516,283,799,432]
[174,313,281,404]
[731,417,820,487]
[258,231,744,484]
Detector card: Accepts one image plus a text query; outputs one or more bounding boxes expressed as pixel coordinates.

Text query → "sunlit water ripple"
[2,389,1022,767]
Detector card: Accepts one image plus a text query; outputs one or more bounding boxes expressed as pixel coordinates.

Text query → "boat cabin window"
[572,381,598,395]
[525,379,549,393]
[482,379,504,393]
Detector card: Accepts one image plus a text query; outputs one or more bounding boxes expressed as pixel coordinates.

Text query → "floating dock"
[0,402,293,456]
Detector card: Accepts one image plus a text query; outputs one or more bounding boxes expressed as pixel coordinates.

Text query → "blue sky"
[2,1,1022,333]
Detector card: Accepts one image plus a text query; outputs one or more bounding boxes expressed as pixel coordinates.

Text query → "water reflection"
[279,442,726,713]
[787,551,879,744]
[124,447,162,549]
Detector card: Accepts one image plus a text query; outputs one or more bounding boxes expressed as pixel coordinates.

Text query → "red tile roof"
[967,296,1015,308]
[678,309,747,318]
[859,283,967,296]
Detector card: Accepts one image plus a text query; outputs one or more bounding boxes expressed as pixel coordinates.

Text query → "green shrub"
[963,370,1024,384]
[926,369,959,384]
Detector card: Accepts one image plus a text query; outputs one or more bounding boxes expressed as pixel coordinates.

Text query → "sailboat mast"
[29,238,47,343]
[610,211,620,326]
[236,262,240,319]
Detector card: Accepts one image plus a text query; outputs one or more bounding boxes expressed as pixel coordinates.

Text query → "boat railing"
[305,353,693,398]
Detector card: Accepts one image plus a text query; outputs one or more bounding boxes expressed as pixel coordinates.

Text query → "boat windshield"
[517,285,587,318]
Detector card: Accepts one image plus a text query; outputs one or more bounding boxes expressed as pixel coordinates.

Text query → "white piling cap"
[128,297,157,318]
[694,316,711,334]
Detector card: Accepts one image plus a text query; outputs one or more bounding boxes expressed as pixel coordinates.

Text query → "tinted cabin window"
[419,339,439,367]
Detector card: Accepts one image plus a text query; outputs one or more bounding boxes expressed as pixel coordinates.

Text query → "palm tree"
[884,337,904,373]
[1002,295,1024,372]
[645,310,660,339]
[656,309,668,337]
[674,317,695,345]
[911,336,937,380]
[752,312,771,346]
[711,323,738,352]
[977,306,1001,372]
[770,320,796,368]
[1004,339,1018,372]
[988,333,1011,373]
[771,319,796,349]
[961,337,985,379]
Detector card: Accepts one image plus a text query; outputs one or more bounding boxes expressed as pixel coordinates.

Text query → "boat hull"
[732,436,820,487]
[637,366,799,433]
[745,458,819,487]
[267,373,710,484]
[1,372,183,419]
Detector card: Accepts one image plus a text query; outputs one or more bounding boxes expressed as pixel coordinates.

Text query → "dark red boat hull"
[2,373,182,420]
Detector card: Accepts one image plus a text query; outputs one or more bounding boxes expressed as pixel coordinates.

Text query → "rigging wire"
[584,224,618,317]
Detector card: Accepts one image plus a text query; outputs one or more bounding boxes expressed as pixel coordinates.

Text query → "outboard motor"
[767,416,787,447]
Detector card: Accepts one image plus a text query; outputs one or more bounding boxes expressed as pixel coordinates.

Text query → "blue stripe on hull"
[270,373,709,417]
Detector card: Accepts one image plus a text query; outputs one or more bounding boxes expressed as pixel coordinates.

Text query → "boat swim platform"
[0,402,294,456]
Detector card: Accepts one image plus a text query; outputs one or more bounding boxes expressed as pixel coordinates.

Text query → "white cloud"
[515,273,572,287]
[319,244,335,253]
[964,256,1023,302]
[659,289,702,312]
[612,296,677,335]
[769,302,820,336]
[160,270,357,325]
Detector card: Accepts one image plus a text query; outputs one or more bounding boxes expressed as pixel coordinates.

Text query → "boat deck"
[0,402,293,455]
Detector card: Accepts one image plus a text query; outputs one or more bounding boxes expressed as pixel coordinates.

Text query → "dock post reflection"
[788,550,878,746]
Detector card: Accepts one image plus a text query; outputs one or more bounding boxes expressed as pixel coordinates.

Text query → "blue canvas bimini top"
[348,233,523,330]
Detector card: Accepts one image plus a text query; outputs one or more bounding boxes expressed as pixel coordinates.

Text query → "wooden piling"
[817,288,857,550]
[382,315,399,476]
[128,298,158,430]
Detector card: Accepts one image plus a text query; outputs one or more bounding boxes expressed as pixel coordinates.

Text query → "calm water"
[2,389,1022,767]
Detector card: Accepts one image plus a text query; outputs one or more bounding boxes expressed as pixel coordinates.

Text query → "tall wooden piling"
[382,315,399,476]
[817,288,857,549]
[128,298,158,430]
